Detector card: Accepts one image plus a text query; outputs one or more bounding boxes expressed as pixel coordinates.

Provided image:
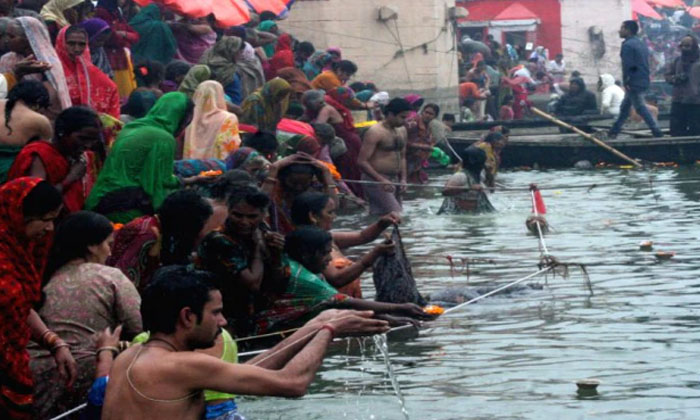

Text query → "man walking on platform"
[608,20,664,139]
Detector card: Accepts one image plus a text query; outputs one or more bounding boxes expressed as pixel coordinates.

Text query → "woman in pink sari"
[55,25,120,118]
[183,80,241,159]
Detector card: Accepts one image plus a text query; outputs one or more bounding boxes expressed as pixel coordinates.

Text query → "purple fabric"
[79,18,111,42]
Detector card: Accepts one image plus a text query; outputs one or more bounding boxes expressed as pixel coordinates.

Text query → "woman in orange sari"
[56,25,120,118]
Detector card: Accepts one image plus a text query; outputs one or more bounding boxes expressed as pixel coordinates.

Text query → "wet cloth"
[372,226,426,305]
[56,25,120,118]
[323,88,363,196]
[362,173,402,216]
[106,215,160,292]
[28,262,141,419]
[128,4,177,65]
[86,92,187,223]
[438,171,495,214]
[7,141,90,213]
[184,80,241,160]
[240,78,291,131]
[252,258,349,334]
[0,178,51,420]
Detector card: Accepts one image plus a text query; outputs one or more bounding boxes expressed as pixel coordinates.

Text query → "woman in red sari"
[8,107,103,213]
[56,25,120,118]
[266,33,294,80]
[0,178,76,419]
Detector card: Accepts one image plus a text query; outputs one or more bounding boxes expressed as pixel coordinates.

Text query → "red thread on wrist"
[320,324,336,338]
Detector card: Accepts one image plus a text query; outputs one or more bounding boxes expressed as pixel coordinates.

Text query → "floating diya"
[423,305,445,316]
[639,240,653,251]
[655,251,676,261]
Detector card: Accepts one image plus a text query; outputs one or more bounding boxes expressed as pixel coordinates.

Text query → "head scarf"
[324,87,356,132]
[79,18,111,42]
[129,4,177,64]
[680,35,700,67]
[0,177,56,417]
[257,20,278,58]
[283,135,321,158]
[225,146,269,172]
[56,25,120,117]
[184,80,241,160]
[178,64,212,97]
[86,92,190,220]
[124,90,157,118]
[199,36,243,88]
[40,0,83,27]
[237,42,265,99]
[240,77,291,131]
[17,17,72,110]
[96,0,120,13]
[277,67,312,94]
[404,94,424,109]
[275,33,292,53]
[268,50,294,79]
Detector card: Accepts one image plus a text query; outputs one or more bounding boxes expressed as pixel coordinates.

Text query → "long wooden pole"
[531,107,643,168]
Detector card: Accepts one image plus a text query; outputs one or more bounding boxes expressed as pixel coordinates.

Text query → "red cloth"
[275,33,292,53]
[459,82,484,102]
[267,50,294,80]
[94,8,140,71]
[7,141,86,213]
[499,105,514,121]
[0,178,52,420]
[107,215,161,292]
[56,26,121,118]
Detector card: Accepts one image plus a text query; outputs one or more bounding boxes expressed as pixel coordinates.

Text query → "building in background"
[280,0,460,113]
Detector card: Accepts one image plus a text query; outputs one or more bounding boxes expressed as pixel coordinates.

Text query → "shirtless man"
[102,265,389,420]
[358,98,412,215]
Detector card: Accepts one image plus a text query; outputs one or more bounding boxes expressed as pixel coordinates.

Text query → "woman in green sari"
[86,92,194,223]
[128,4,177,65]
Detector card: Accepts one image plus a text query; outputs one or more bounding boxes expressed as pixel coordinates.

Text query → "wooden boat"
[447,133,700,168]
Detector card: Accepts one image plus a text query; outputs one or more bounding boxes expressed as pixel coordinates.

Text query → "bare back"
[102,345,205,420]
[363,123,406,177]
[0,101,53,147]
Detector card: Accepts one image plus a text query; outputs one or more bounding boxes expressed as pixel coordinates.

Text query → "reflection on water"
[242,168,700,419]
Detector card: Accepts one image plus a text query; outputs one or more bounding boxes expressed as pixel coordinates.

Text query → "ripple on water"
[241,168,700,419]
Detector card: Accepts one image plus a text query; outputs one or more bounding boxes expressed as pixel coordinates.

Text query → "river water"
[241,167,700,419]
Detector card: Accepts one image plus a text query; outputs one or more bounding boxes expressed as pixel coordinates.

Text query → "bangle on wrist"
[51,342,70,354]
[319,324,336,338]
[96,346,119,357]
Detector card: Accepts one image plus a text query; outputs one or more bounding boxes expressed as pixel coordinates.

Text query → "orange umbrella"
[133,0,289,26]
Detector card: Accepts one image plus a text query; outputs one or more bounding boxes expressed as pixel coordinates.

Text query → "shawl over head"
[40,0,83,27]
[178,64,212,97]
[86,92,190,215]
[56,25,120,117]
[240,77,291,131]
[199,36,243,88]
[79,18,111,42]
[184,80,241,160]
[129,4,177,65]
[17,16,72,109]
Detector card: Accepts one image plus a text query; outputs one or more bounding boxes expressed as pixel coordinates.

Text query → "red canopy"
[133,0,292,26]
[689,6,700,18]
[493,3,539,21]
[632,0,664,20]
[646,0,686,8]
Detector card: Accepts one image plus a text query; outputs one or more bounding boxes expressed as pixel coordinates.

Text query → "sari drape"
[240,78,291,131]
[56,26,120,118]
[0,178,52,420]
[184,80,241,160]
[129,4,177,65]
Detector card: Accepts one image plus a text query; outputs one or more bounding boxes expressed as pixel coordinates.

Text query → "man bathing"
[358,98,411,215]
[102,266,389,420]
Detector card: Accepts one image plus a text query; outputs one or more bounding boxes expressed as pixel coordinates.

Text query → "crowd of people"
[0,1,497,419]
[458,9,700,139]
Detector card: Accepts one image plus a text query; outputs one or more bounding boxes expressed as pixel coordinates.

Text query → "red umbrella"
[632,0,664,19]
[646,0,686,7]
[133,0,290,26]
[689,6,700,18]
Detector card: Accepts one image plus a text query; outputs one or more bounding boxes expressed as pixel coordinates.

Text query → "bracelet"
[319,324,336,338]
[42,331,60,350]
[51,342,70,354]
[96,346,119,357]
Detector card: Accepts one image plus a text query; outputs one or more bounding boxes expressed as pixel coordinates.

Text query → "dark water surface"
[242,167,700,419]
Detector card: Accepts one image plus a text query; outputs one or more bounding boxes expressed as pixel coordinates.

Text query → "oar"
[531,107,644,168]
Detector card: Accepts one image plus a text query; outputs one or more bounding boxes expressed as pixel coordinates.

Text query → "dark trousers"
[610,88,663,137]
[670,102,700,137]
